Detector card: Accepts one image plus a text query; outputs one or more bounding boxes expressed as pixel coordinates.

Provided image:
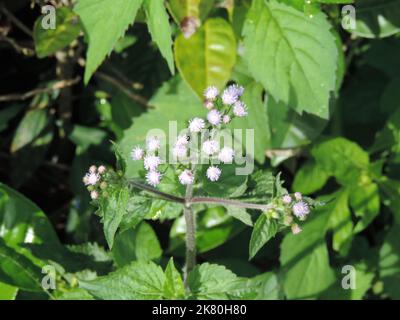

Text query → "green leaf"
[74,0,143,83]
[224,206,253,226]
[11,108,49,153]
[379,224,400,299]
[188,263,238,299]
[69,125,107,153]
[143,0,175,74]
[228,82,270,163]
[112,222,162,267]
[311,137,369,186]
[163,258,185,299]
[228,272,282,300]
[326,190,353,254]
[79,261,165,299]
[350,0,400,38]
[167,0,215,25]
[99,186,130,249]
[0,282,18,300]
[378,178,400,223]
[174,18,237,98]
[111,141,127,174]
[34,7,82,58]
[243,0,337,118]
[249,213,278,260]
[293,160,330,195]
[0,240,43,292]
[280,209,335,299]
[350,182,380,233]
[56,288,94,300]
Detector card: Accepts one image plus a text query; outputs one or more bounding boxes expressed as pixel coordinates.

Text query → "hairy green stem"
[183,182,196,289]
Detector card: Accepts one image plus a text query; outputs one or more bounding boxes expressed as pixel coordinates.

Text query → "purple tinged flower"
[221,87,239,105]
[294,192,302,200]
[207,109,222,126]
[202,139,220,155]
[84,172,100,186]
[292,201,310,218]
[206,166,221,182]
[218,147,234,163]
[204,86,219,101]
[179,169,194,185]
[89,165,97,173]
[176,135,189,146]
[282,194,292,204]
[131,146,144,160]
[172,144,187,158]
[188,117,205,133]
[146,136,160,152]
[144,155,161,171]
[146,170,162,186]
[233,101,247,117]
[204,99,214,110]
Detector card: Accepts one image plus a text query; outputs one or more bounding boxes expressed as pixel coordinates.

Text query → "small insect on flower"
[218,147,234,164]
[202,139,220,155]
[282,194,292,204]
[146,170,162,186]
[179,169,194,185]
[292,201,310,219]
[207,109,222,126]
[291,224,302,235]
[172,144,187,158]
[233,101,248,117]
[188,117,205,133]
[144,155,161,171]
[84,171,100,186]
[131,146,144,160]
[98,165,106,174]
[204,86,219,101]
[294,192,302,200]
[222,115,231,124]
[206,166,221,182]
[90,190,99,200]
[146,136,161,152]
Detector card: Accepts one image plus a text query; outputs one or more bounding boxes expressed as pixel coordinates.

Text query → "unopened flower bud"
[283,215,293,226]
[90,190,99,200]
[291,224,302,235]
[87,185,95,192]
[89,165,97,173]
[100,181,107,190]
[294,192,302,200]
[282,194,292,204]
[98,165,106,174]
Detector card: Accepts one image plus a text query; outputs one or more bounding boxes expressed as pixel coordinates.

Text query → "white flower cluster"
[83,165,107,200]
[131,136,163,187]
[131,84,248,187]
[280,192,311,235]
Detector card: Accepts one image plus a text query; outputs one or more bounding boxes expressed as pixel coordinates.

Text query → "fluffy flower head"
[282,194,292,204]
[146,137,161,152]
[206,166,221,182]
[179,169,194,185]
[202,139,220,155]
[204,86,219,101]
[146,171,162,186]
[84,172,100,186]
[292,201,310,218]
[188,117,205,133]
[144,155,161,171]
[218,147,234,163]
[131,146,144,160]
[207,109,221,126]
[233,101,248,117]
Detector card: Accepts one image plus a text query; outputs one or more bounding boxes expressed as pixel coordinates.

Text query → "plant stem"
[189,197,274,211]
[183,182,196,289]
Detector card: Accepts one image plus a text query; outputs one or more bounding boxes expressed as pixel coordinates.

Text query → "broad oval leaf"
[249,213,278,260]
[243,0,337,118]
[174,18,237,98]
[74,0,143,83]
[34,7,82,58]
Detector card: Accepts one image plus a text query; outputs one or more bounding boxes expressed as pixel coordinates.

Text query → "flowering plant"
[82,84,320,288]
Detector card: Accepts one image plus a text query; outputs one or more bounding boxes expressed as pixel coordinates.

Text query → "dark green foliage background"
[0,0,399,300]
